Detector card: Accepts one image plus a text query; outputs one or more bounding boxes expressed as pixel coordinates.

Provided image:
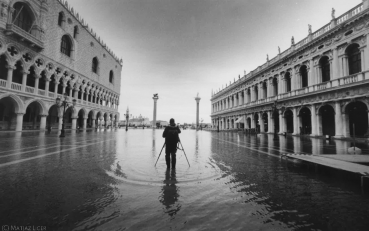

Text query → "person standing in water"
[162,118,181,169]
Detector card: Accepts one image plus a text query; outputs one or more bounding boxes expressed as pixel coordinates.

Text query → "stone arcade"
[211,0,369,139]
[0,0,122,131]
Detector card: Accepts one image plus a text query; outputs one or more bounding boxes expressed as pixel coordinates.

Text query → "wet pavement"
[0,129,369,231]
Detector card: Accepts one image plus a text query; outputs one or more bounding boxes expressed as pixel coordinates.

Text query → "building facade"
[211,0,369,139]
[0,0,122,131]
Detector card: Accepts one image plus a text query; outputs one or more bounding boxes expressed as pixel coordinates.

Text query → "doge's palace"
[0,0,122,131]
[211,0,369,139]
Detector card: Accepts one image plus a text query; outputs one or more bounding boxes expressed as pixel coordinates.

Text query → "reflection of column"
[15,113,24,131]
[311,104,317,136]
[279,111,283,133]
[40,115,47,130]
[342,113,349,137]
[317,113,322,136]
[334,101,343,137]
[311,138,322,155]
[259,112,264,132]
[335,139,349,154]
[293,136,300,154]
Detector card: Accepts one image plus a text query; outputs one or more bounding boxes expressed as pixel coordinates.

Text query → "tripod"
[154,138,190,167]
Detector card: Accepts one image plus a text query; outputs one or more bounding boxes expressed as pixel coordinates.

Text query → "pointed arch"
[24,98,48,115]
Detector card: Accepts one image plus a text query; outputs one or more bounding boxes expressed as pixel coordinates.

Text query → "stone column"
[195,95,201,129]
[6,65,15,89]
[360,48,366,72]
[251,87,255,102]
[153,94,159,129]
[54,82,58,95]
[309,59,315,86]
[342,113,349,137]
[292,107,299,135]
[279,111,284,133]
[267,111,273,133]
[58,116,63,130]
[92,119,96,128]
[332,47,339,79]
[45,79,50,96]
[21,71,29,92]
[40,115,47,131]
[83,117,87,129]
[71,117,77,130]
[73,89,78,98]
[15,113,24,132]
[34,76,40,94]
[317,113,323,136]
[259,112,265,132]
[62,84,66,94]
[311,104,317,136]
[334,101,343,137]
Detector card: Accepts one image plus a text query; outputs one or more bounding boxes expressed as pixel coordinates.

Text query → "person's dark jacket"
[162,124,181,152]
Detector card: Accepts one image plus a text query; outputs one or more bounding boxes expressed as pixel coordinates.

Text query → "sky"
[68,0,362,124]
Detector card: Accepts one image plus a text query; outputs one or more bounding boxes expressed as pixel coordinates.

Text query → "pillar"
[267,111,272,133]
[293,107,299,135]
[21,71,28,92]
[83,118,87,129]
[6,65,15,89]
[92,119,96,128]
[58,116,63,130]
[195,95,201,129]
[34,76,40,94]
[360,48,366,72]
[153,95,159,129]
[259,112,265,132]
[40,115,47,131]
[73,89,78,98]
[309,59,315,86]
[279,111,284,133]
[54,82,58,95]
[15,113,24,131]
[332,47,339,79]
[334,101,343,137]
[71,117,77,130]
[62,84,66,94]
[311,104,317,136]
[45,80,50,95]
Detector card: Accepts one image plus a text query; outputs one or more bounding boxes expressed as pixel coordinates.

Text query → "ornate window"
[12,2,34,33]
[109,70,114,83]
[73,26,79,39]
[347,44,361,75]
[92,57,98,73]
[60,35,72,57]
[320,56,330,82]
[58,12,65,27]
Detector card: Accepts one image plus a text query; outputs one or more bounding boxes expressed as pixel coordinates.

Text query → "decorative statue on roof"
[278,46,280,54]
[308,24,312,34]
[332,8,335,19]
[239,75,240,79]
[267,54,269,62]
[244,70,246,75]
[291,36,295,45]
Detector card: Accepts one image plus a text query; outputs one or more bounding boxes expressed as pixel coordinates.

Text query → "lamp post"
[56,92,76,138]
[124,107,131,131]
[271,100,278,141]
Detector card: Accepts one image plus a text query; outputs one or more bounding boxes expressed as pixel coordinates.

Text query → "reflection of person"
[159,169,180,218]
[162,118,181,169]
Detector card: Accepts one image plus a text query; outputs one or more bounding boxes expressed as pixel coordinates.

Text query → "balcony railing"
[0,79,6,88]
[25,86,34,94]
[11,82,21,91]
[38,89,45,96]
[5,24,44,50]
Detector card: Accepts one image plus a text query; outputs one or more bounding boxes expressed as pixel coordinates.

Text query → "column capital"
[6,65,15,70]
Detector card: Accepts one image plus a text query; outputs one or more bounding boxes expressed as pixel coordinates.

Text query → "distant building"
[120,115,150,126]
[151,120,168,127]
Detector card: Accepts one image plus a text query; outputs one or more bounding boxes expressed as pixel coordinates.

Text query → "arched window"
[300,65,308,88]
[60,35,72,57]
[92,57,98,73]
[320,56,330,82]
[73,26,79,39]
[285,72,291,92]
[12,2,34,33]
[109,71,114,83]
[347,44,361,75]
[58,12,65,27]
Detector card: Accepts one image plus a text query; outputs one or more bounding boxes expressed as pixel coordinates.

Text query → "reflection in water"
[159,169,180,219]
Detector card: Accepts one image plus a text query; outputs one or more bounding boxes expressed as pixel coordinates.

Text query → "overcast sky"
[68,0,361,124]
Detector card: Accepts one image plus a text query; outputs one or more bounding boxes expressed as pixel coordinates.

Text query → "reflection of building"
[0,0,122,131]
[211,1,369,139]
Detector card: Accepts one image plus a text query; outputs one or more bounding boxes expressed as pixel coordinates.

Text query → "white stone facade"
[211,0,369,139]
[0,0,122,131]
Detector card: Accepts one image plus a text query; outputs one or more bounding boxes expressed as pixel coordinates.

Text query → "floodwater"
[0,129,369,231]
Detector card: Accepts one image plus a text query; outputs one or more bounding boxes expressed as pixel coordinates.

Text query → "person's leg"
[171,152,176,169]
[165,151,170,169]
